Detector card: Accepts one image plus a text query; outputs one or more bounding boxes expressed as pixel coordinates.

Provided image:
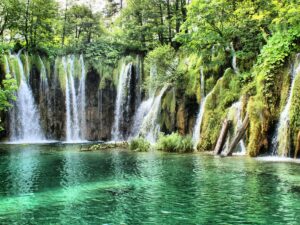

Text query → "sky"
[58,0,106,12]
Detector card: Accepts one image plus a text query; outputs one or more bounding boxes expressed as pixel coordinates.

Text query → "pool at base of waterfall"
[0,144,299,224]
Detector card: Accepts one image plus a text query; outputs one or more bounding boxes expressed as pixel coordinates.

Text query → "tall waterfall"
[79,55,87,138]
[111,63,133,141]
[274,54,300,156]
[192,67,206,148]
[9,54,45,142]
[138,85,169,143]
[63,55,87,142]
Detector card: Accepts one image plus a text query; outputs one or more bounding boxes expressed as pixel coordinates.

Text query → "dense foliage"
[129,137,151,152]
[156,133,193,153]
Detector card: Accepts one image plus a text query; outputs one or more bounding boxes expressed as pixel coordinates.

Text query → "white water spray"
[192,67,206,148]
[9,53,45,142]
[63,55,87,142]
[4,55,10,75]
[111,63,133,141]
[274,54,300,157]
[231,42,239,74]
[138,85,169,143]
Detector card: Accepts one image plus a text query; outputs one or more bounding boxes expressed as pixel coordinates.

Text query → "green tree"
[0,0,22,39]
[0,74,17,130]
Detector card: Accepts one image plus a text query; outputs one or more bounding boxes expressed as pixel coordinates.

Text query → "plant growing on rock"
[156,132,193,153]
[129,137,151,152]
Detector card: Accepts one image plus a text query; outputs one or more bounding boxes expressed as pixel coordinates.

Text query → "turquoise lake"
[0,144,299,224]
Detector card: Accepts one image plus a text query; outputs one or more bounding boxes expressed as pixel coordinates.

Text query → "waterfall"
[135,55,142,110]
[9,53,45,142]
[274,54,300,157]
[4,55,10,75]
[39,56,50,102]
[63,55,87,142]
[138,85,169,143]
[231,42,239,74]
[111,62,133,141]
[130,64,156,139]
[229,101,246,155]
[39,56,50,138]
[130,98,154,138]
[192,67,206,149]
[78,55,86,138]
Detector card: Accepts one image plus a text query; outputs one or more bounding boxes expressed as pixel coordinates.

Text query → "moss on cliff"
[197,68,241,151]
[290,68,300,156]
[245,27,300,156]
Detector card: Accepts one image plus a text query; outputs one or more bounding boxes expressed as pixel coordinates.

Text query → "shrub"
[156,133,193,153]
[129,137,151,152]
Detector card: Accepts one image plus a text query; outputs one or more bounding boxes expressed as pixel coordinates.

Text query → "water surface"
[0,144,299,224]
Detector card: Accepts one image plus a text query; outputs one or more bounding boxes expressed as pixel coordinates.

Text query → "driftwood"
[295,131,300,159]
[223,113,249,156]
[214,119,231,155]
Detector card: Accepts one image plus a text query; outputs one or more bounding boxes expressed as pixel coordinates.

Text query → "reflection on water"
[0,145,299,224]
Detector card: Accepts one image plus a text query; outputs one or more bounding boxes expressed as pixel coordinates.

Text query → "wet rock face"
[1,63,117,141]
[85,68,116,141]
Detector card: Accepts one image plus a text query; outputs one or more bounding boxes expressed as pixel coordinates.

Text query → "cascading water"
[9,53,45,142]
[111,63,133,141]
[4,55,10,75]
[39,56,50,105]
[273,54,300,157]
[78,55,86,138]
[231,42,239,74]
[130,65,157,138]
[63,55,87,142]
[229,101,246,155]
[192,67,206,149]
[130,98,154,138]
[138,85,169,143]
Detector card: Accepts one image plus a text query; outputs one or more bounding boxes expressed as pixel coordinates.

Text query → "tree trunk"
[214,119,231,155]
[223,113,249,156]
[294,131,300,159]
[159,2,164,44]
[62,0,68,46]
[175,0,180,33]
[24,0,30,48]
[166,0,172,43]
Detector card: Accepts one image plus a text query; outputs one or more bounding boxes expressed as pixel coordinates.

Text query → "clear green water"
[0,144,300,224]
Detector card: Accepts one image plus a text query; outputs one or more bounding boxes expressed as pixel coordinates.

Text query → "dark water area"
[0,144,299,224]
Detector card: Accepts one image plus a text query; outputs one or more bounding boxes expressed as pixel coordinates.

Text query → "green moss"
[197,68,241,151]
[161,88,176,131]
[279,67,292,113]
[73,56,81,78]
[246,96,270,156]
[10,57,21,86]
[56,57,67,90]
[290,68,300,156]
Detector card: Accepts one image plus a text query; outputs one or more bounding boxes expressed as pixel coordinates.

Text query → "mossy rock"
[197,68,241,151]
[290,67,300,156]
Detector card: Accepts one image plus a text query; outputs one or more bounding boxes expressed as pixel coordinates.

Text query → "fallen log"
[223,113,249,156]
[214,119,231,155]
[295,131,300,159]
